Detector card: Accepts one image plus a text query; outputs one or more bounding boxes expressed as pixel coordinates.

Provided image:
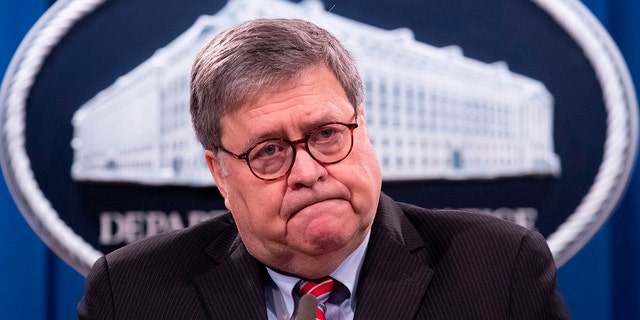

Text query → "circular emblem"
[1,0,636,275]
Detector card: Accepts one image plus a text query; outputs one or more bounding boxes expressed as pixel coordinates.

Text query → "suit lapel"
[354,194,434,319]
[194,233,268,319]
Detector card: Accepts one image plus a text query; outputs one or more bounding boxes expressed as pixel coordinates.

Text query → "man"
[78,18,569,319]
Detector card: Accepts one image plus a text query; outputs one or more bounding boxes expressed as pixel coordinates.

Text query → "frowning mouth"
[286,197,346,219]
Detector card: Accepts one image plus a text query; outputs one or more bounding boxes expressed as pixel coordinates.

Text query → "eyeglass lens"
[247,123,355,180]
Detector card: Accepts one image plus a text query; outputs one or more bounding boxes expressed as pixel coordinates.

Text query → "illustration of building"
[70,0,561,186]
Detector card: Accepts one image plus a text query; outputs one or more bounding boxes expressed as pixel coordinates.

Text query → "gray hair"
[190,18,363,151]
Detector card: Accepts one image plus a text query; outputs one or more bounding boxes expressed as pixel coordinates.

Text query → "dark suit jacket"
[78,193,569,319]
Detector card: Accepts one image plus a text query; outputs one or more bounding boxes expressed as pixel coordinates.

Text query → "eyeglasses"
[218,121,359,181]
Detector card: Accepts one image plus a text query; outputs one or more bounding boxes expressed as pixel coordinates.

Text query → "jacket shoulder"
[396,201,550,270]
[398,201,531,242]
[102,211,238,274]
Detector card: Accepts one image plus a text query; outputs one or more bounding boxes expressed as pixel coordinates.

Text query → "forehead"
[221,66,354,144]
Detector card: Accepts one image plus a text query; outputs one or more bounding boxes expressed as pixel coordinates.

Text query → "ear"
[357,104,365,118]
[204,150,229,199]
[356,105,371,137]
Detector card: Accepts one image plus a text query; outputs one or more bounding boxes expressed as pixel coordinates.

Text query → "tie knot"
[300,276,334,301]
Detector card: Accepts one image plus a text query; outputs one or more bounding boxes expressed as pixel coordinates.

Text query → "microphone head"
[298,294,318,320]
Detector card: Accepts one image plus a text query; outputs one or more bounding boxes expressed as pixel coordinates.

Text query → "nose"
[286,144,327,188]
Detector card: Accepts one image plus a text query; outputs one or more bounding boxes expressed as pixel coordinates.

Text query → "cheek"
[226,181,286,231]
[349,139,382,180]
[348,145,382,211]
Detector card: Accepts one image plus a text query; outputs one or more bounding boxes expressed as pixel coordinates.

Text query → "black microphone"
[298,294,317,320]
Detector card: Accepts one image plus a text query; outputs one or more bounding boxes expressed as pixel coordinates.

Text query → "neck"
[247,233,368,279]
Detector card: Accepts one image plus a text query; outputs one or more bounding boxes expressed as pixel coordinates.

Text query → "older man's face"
[205,65,381,276]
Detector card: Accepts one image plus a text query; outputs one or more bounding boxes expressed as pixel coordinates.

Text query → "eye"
[258,143,281,156]
[250,140,289,160]
[314,126,339,142]
[321,128,335,138]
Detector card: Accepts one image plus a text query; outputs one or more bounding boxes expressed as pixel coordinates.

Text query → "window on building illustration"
[406,87,415,129]
[396,157,403,168]
[393,117,401,128]
[392,82,401,127]
[417,88,426,129]
[380,115,388,127]
[452,150,463,169]
[379,80,388,128]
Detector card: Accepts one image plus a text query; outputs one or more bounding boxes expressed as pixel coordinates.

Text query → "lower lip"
[294,198,344,216]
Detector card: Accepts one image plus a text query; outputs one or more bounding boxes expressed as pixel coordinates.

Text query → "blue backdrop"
[0,0,638,319]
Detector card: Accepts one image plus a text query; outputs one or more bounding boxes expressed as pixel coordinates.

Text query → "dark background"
[3,0,638,318]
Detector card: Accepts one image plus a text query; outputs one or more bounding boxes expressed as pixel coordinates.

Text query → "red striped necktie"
[300,277,334,320]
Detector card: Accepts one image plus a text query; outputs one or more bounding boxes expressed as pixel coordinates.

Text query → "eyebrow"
[244,128,287,148]
[242,117,342,149]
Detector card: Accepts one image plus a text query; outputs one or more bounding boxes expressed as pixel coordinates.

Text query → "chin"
[304,229,359,254]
